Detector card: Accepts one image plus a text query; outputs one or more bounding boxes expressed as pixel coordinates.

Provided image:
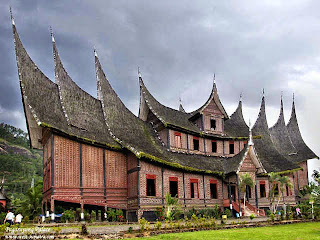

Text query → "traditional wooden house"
[11,13,318,221]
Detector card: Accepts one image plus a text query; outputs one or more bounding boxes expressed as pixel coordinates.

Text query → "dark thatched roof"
[139,79,200,133]
[52,37,116,146]
[96,53,234,174]
[286,99,319,162]
[224,100,249,137]
[12,20,119,149]
[223,144,248,174]
[269,98,297,157]
[252,96,300,172]
[189,82,229,119]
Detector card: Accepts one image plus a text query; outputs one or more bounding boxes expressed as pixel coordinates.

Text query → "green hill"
[0,123,42,198]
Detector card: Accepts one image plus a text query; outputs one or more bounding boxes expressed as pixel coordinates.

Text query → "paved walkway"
[59,216,270,235]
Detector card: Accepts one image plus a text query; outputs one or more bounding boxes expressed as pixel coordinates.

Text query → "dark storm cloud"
[0,0,320,168]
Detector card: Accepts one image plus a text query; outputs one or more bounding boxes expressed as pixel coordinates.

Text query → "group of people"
[3,210,23,226]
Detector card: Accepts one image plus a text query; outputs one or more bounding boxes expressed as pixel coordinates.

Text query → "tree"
[276,176,292,214]
[268,172,279,214]
[164,192,180,220]
[239,173,254,215]
[18,181,43,220]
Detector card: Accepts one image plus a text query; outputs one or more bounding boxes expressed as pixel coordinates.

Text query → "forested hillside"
[0,123,42,198]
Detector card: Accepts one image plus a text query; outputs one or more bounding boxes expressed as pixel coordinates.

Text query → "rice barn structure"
[11,13,318,221]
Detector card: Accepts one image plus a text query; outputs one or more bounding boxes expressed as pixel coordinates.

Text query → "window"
[210,119,216,130]
[190,179,199,198]
[274,184,279,196]
[174,132,182,148]
[260,182,266,198]
[146,175,156,196]
[229,142,234,154]
[286,185,292,196]
[210,180,218,199]
[212,141,217,153]
[193,137,199,151]
[246,185,252,199]
[169,177,178,197]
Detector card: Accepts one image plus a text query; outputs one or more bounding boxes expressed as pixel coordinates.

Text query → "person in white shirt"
[15,213,23,225]
[4,210,15,226]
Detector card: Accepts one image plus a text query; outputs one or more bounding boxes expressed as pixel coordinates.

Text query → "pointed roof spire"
[94,47,98,57]
[240,92,243,102]
[248,118,254,146]
[178,97,186,113]
[9,6,15,26]
[287,94,318,160]
[138,67,142,78]
[50,26,55,43]
[262,88,265,97]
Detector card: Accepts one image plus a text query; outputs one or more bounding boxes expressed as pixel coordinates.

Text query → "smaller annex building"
[11,14,318,221]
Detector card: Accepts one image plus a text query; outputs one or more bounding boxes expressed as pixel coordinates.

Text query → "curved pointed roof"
[12,16,67,148]
[224,99,249,137]
[139,78,201,133]
[51,34,116,146]
[189,79,228,119]
[269,97,297,156]
[286,97,318,161]
[252,96,299,172]
[12,16,118,149]
[95,53,228,174]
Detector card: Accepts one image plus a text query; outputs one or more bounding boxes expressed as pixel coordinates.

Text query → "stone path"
[59,216,270,235]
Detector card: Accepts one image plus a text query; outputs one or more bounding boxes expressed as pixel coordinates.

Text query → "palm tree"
[268,172,279,214]
[276,176,292,214]
[239,173,254,215]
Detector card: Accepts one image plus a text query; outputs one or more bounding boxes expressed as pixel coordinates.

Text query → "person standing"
[4,210,14,226]
[15,213,23,226]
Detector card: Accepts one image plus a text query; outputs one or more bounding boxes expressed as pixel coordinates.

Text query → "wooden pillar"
[50,198,55,222]
[50,135,54,193]
[80,202,84,221]
[183,172,186,206]
[236,175,242,216]
[255,181,259,209]
[96,208,99,221]
[103,149,107,202]
[79,143,83,196]
[203,175,206,205]
[137,159,141,208]
[228,177,232,205]
[161,167,164,205]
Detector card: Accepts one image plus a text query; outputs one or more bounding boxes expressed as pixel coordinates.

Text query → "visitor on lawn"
[15,213,23,225]
[4,210,14,226]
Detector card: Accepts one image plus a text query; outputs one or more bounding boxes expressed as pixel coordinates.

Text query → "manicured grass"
[133,222,320,240]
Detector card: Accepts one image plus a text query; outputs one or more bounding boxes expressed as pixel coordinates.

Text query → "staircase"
[223,199,265,217]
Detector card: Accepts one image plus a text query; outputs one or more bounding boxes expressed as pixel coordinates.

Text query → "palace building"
[11,14,318,221]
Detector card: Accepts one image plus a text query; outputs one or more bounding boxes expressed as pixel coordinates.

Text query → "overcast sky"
[0,1,319,177]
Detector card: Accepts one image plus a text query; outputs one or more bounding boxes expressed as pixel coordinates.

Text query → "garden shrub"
[107,208,116,222]
[223,208,232,218]
[116,209,124,221]
[155,220,162,230]
[270,213,275,222]
[127,226,133,233]
[91,211,96,222]
[250,214,255,220]
[155,207,165,221]
[0,213,6,223]
[139,217,147,232]
[61,209,76,223]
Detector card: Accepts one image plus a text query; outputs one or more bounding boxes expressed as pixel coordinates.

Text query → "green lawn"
[133,222,320,240]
